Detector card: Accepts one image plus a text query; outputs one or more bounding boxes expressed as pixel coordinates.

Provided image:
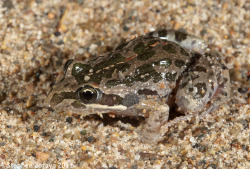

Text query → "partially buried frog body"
[47,29,230,143]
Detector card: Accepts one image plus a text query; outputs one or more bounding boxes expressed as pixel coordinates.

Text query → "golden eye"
[77,86,101,103]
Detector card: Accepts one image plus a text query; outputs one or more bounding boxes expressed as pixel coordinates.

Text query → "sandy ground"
[0,0,249,168]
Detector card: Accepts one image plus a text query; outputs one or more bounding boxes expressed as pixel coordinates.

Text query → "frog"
[47,29,230,144]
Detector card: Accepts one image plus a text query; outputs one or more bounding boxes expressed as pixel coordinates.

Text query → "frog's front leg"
[136,99,169,144]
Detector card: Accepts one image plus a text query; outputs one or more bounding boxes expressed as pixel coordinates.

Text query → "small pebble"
[66,117,73,123]
[33,125,40,132]
[87,136,95,143]
[36,152,50,162]
[238,87,248,94]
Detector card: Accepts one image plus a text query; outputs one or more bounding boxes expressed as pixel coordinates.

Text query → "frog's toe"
[137,129,165,144]
[175,93,206,112]
[137,104,169,143]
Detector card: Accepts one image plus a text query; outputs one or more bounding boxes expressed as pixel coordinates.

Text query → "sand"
[0,0,249,168]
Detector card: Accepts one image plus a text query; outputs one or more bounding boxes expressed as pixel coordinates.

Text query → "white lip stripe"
[86,104,127,111]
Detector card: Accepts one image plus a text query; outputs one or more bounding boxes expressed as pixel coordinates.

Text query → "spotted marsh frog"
[47,29,230,143]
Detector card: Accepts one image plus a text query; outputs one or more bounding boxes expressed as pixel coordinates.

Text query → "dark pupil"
[82,90,94,100]
[77,86,99,103]
[79,89,97,102]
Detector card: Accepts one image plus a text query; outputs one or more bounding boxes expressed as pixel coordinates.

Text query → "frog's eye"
[77,86,101,103]
[63,59,73,75]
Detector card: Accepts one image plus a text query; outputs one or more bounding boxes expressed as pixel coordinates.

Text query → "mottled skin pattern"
[47,29,230,143]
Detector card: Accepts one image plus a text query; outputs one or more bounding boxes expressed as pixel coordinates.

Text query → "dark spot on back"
[175,31,188,42]
[158,29,168,37]
[124,76,135,86]
[137,49,156,61]
[152,72,163,83]
[174,59,185,68]
[134,64,162,82]
[72,63,91,83]
[180,48,190,57]
[134,64,154,82]
[90,54,127,84]
[162,44,177,54]
[115,63,131,73]
[133,42,146,54]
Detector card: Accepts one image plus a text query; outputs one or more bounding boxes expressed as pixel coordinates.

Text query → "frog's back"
[71,36,194,98]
